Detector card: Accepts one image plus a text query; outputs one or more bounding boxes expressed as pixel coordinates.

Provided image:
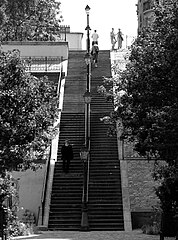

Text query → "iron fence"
[22,56,62,72]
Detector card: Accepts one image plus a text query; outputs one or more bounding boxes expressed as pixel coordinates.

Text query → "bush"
[141,204,161,235]
[8,220,34,237]
[7,208,35,238]
[141,223,160,235]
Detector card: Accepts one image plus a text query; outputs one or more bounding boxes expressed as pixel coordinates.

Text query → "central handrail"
[86,104,91,203]
[81,57,91,230]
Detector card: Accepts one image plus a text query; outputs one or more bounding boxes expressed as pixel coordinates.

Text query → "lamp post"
[80,147,89,231]
[80,5,91,231]
[84,5,91,148]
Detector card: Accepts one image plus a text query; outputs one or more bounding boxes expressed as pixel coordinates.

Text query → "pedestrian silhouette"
[110,28,116,50]
[91,43,99,67]
[117,28,123,49]
[61,139,73,173]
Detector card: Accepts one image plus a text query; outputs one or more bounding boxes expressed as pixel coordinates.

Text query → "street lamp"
[85,5,91,54]
[80,147,89,231]
[80,5,91,231]
[84,5,91,146]
[83,91,92,104]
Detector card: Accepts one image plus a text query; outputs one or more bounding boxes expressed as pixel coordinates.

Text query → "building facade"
[137,0,155,32]
[137,0,168,32]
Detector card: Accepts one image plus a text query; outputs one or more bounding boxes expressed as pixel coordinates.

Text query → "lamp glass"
[84,53,91,65]
[83,91,91,104]
[80,147,89,162]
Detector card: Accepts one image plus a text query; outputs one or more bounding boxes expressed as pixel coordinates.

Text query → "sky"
[60,0,138,50]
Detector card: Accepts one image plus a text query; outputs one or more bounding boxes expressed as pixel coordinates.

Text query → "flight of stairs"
[88,50,124,230]
[48,50,124,230]
[48,51,86,230]
[48,113,85,230]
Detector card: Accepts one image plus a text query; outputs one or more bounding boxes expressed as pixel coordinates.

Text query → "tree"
[0,0,63,42]
[0,49,59,237]
[99,0,178,227]
[0,49,59,172]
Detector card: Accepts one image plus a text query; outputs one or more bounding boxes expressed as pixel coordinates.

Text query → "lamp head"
[83,91,92,104]
[80,147,89,162]
[84,53,91,65]
[85,5,90,15]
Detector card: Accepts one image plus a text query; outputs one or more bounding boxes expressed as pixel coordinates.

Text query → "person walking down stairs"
[61,139,73,173]
[91,43,99,67]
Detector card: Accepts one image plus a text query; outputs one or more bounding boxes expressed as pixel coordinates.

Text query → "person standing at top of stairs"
[61,139,73,174]
[91,30,99,45]
[117,28,124,49]
[110,28,117,50]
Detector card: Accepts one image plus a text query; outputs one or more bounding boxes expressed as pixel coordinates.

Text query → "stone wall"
[127,159,159,212]
[122,140,165,228]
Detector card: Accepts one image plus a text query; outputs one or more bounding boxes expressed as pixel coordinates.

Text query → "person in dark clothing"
[91,43,99,67]
[61,139,73,173]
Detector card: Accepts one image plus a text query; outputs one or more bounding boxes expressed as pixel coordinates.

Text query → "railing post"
[80,147,89,231]
[45,56,48,72]
[81,157,89,231]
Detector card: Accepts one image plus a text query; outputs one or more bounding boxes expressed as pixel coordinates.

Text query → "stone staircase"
[48,50,124,230]
[48,51,86,230]
[88,50,124,230]
[48,112,85,230]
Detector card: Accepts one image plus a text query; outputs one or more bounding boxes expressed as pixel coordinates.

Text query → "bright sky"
[60,0,138,50]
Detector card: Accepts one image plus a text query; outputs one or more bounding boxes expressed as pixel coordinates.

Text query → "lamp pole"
[80,5,91,231]
[80,147,89,231]
[84,5,91,149]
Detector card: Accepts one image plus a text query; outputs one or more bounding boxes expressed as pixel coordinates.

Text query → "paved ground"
[11,230,176,240]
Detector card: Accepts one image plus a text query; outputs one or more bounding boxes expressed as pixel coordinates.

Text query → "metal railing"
[22,56,62,72]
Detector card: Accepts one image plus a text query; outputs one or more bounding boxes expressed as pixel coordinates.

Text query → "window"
[143,0,152,11]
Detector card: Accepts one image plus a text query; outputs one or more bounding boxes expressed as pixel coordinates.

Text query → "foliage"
[0,172,19,237]
[0,172,36,238]
[8,220,34,237]
[153,162,177,213]
[8,209,36,237]
[99,0,178,215]
[0,49,59,172]
[0,0,63,42]
[141,224,160,235]
[141,203,162,235]
[0,172,16,203]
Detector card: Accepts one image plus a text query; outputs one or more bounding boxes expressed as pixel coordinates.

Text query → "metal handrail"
[86,64,91,203]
